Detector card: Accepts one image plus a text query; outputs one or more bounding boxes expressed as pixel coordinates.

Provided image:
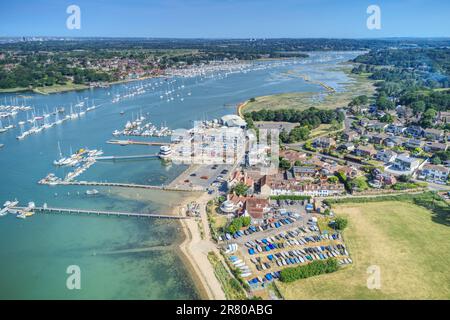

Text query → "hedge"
[279,259,339,283]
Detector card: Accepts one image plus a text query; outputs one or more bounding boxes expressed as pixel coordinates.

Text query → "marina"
[112,113,172,137]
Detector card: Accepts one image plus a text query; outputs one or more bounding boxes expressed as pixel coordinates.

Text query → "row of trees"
[245,107,344,127]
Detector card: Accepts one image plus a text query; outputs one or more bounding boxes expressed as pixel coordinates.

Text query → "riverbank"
[0,75,159,95]
[239,64,375,114]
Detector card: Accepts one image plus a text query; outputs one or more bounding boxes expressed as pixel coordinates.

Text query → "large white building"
[220,114,247,128]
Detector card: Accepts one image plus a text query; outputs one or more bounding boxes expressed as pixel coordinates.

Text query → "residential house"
[418,164,450,183]
[385,123,406,135]
[366,120,388,132]
[337,165,358,179]
[370,169,397,188]
[423,128,445,141]
[292,166,318,180]
[244,198,271,225]
[405,125,424,138]
[338,142,355,152]
[383,136,403,148]
[227,170,255,192]
[301,183,345,197]
[279,149,307,165]
[220,194,248,214]
[370,133,389,145]
[404,138,425,149]
[259,175,345,197]
[376,149,398,163]
[313,137,336,149]
[341,130,359,142]
[424,142,448,153]
[438,111,450,125]
[393,154,421,172]
[354,145,377,158]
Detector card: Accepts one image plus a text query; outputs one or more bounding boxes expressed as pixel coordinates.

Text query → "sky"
[0,0,449,38]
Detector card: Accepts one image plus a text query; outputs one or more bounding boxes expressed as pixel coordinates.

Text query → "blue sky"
[0,0,449,38]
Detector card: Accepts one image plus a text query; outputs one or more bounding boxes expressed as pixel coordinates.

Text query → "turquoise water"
[0,51,359,299]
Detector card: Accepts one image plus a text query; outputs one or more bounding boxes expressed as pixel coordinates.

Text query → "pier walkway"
[94,154,160,160]
[38,180,204,192]
[10,206,190,220]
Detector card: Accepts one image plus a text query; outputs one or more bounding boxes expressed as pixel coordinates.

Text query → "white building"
[220,114,247,128]
[418,164,450,183]
[393,154,421,172]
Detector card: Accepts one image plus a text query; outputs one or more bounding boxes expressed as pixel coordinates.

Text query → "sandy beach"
[110,186,226,299]
[176,192,227,300]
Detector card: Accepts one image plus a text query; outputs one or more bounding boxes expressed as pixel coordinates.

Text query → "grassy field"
[242,65,375,113]
[278,201,450,299]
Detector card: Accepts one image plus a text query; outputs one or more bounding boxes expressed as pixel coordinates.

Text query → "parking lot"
[171,163,233,190]
[222,213,352,289]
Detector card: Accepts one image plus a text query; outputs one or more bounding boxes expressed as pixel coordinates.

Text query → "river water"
[0,51,360,299]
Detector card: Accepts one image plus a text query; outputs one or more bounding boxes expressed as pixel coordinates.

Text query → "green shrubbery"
[332,217,348,230]
[231,182,249,196]
[280,259,339,283]
[226,216,251,234]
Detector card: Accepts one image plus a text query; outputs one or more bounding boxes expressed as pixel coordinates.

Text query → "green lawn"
[278,201,450,299]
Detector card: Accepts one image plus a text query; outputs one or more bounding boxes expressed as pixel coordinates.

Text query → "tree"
[333,217,348,230]
[327,176,339,184]
[412,147,423,156]
[349,95,368,107]
[376,93,395,110]
[231,183,249,196]
[350,176,369,191]
[420,108,437,128]
[398,174,411,183]
[380,113,394,123]
[431,156,442,165]
[279,157,292,170]
[288,126,310,143]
